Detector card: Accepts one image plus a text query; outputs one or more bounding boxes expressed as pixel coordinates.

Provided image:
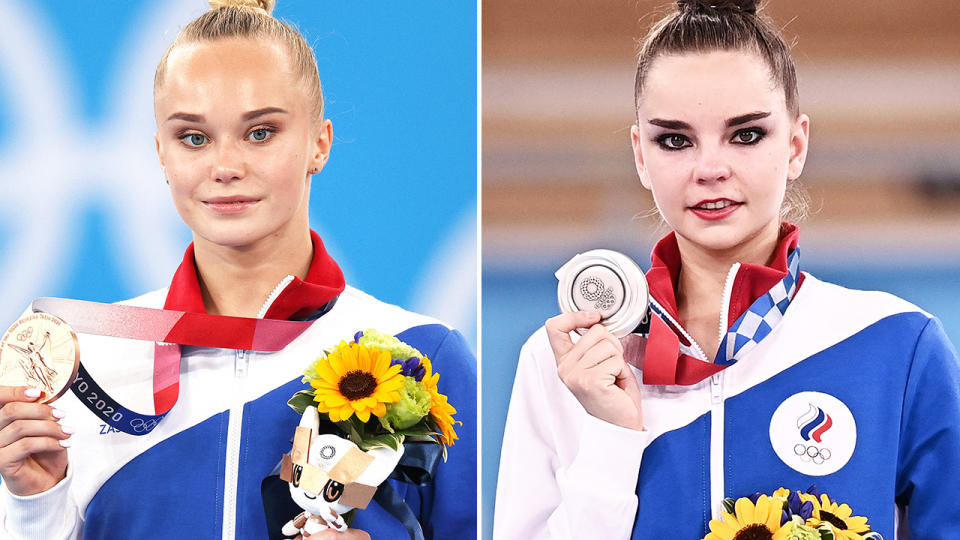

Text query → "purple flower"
[391,357,426,381]
[785,490,814,521]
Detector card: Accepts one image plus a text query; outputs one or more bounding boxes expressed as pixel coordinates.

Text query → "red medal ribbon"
[31,230,345,425]
[152,229,344,413]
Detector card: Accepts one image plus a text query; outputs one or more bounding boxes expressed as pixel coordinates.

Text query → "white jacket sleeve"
[0,466,81,539]
[493,329,649,540]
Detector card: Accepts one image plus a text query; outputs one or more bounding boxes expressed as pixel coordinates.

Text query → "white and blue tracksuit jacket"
[0,285,477,539]
[496,271,960,539]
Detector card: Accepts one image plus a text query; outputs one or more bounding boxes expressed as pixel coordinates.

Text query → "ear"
[307,119,333,176]
[630,125,652,190]
[154,132,165,168]
[787,113,810,181]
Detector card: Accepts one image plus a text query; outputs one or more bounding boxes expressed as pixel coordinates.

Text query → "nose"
[693,144,731,184]
[213,138,244,183]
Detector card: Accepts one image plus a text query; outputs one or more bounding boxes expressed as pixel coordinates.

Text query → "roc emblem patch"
[769,391,856,476]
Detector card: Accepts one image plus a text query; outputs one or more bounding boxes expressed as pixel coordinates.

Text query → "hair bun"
[676,0,759,15]
[208,0,275,16]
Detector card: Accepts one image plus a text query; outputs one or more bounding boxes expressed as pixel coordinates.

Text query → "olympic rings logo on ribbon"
[129,418,158,434]
[793,443,832,464]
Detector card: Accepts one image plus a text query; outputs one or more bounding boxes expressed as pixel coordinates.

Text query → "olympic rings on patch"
[794,443,831,464]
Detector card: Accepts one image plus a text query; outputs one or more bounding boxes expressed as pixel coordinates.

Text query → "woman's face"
[631,50,808,260]
[154,38,330,250]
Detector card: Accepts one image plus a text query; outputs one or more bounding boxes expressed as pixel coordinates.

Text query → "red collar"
[640,223,803,385]
[163,230,346,320]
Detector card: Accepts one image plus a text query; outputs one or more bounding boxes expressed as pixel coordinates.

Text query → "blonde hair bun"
[208,0,275,16]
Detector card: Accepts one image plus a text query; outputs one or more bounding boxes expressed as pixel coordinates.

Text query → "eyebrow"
[647,111,771,130]
[165,107,289,124]
[242,107,288,121]
[726,111,770,127]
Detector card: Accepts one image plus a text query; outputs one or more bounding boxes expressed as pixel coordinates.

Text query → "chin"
[677,219,771,255]
[193,222,274,249]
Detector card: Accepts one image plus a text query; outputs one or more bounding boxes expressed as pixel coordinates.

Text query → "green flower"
[301,352,328,383]
[382,377,432,430]
[785,523,821,540]
[358,329,423,362]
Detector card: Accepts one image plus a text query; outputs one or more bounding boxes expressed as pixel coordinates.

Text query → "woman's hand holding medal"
[0,386,71,496]
[546,311,645,431]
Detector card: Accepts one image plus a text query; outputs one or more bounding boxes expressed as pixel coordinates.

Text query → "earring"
[311,168,319,174]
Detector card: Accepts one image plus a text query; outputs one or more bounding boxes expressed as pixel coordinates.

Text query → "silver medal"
[555,249,650,338]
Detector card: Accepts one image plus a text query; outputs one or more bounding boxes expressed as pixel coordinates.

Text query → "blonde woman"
[0,2,476,538]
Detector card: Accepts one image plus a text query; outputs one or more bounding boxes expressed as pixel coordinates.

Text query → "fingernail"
[60,425,75,435]
[589,311,601,318]
[51,408,67,419]
[24,388,41,398]
[59,438,72,448]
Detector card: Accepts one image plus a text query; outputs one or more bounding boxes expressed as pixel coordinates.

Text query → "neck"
[674,222,780,359]
[192,228,313,318]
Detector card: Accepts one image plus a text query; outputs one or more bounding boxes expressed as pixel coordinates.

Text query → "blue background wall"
[0,0,477,349]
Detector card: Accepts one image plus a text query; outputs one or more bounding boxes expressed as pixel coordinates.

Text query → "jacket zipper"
[221,275,293,538]
[709,263,740,520]
[257,275,295,317]
[649,298,708,361]
[222,349,248,540]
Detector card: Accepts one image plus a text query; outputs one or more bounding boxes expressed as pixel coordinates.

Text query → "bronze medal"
[0,313,80,403]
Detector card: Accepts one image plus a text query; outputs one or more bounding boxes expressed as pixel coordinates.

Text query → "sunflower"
[309,341,404,423]
[799,493,871,540]
[421,356,461,446]
[771,487,791,500]
[704,495,794,540]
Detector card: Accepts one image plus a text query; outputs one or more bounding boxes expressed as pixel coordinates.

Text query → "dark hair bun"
[677,0,759,15]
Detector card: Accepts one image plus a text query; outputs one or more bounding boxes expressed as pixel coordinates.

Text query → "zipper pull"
[235,349,248,378]
[711,373,722,404]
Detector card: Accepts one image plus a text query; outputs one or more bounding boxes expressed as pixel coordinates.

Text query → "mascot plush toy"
[280,406,403,537]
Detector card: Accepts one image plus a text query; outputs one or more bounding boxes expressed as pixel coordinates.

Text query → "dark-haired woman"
[0,1,476,539]
[494,1,960,538]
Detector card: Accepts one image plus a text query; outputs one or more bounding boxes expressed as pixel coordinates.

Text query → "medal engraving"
[0,313,80,402]
[556,249,650,338]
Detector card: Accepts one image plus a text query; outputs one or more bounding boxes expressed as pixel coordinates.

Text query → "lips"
[202,196,261,214]
[688,198,742,221]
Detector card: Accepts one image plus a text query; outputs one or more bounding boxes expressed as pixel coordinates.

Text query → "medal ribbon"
[31,296,334,435]
[639,247,801,385]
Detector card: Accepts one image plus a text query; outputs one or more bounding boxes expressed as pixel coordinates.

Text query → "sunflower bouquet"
[702,487,883,540]
[287,329,459,459]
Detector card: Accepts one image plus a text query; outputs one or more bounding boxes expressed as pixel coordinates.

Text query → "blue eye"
[181,133,208,147]
[249,128,273,142]
[655,134,691,151]
[732,128,765,145]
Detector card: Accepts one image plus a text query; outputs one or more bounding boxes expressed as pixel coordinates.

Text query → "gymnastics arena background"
[0,1,477,351]
[481,1,960,538]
